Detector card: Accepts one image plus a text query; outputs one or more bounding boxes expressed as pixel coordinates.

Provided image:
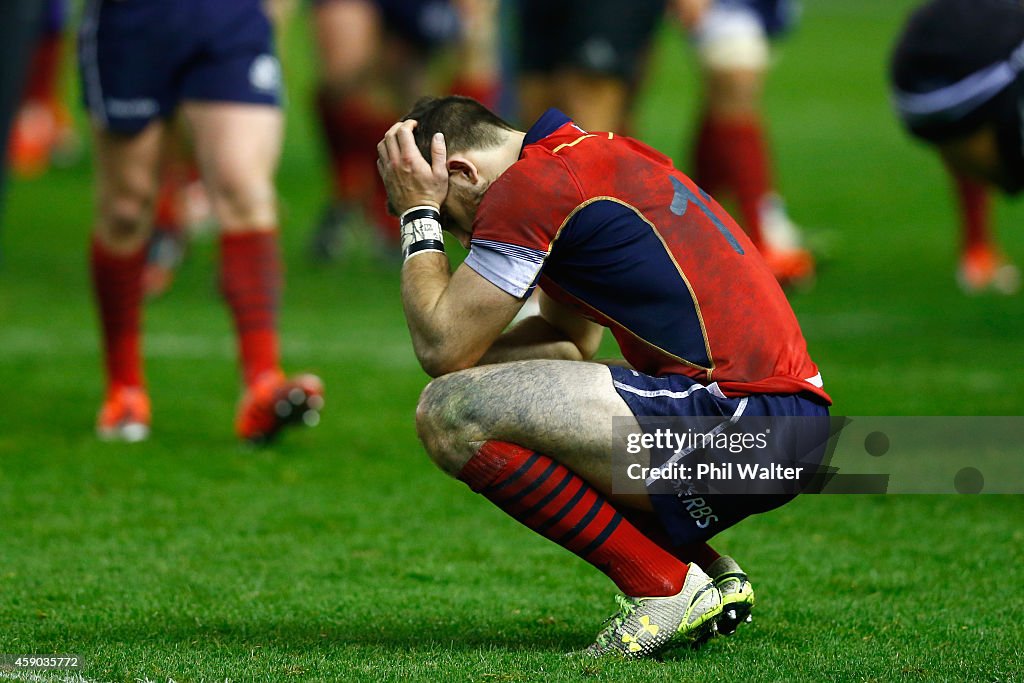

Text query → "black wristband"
[400,206,442,226]
[404,239,446,259]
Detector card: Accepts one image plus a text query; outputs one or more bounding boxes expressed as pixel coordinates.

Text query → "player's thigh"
[312,0,383,88]
[91,121,165,248]
[559,71,629,131]
[702,66,765,116]
[417,360,648,497]
[182,102,282,230]
[691,1,769,113]
[518,75,559,126]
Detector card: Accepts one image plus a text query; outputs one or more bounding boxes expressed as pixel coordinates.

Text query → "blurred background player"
[308,0,499,261]
[140,126,212,299]
[672,0,815,286]
[0,0,45,228]
[79,0,324,443]
[891,0,1022,295]
[7,0,82,180]
[143,1,296,297]
[510,0,665,321]
[515,0,666,133]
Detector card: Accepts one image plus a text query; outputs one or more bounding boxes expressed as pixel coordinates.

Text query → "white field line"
[0,671,104,683]
[0,327,417,368]
[0,672,227,683]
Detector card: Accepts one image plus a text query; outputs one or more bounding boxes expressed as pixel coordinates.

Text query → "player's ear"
[447,156,480,185]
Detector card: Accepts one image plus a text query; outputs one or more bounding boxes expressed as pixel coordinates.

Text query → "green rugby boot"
[706,555,755,636]
[584,563,723,659]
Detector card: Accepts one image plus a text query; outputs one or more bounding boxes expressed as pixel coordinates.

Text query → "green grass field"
[1,1,1023,681]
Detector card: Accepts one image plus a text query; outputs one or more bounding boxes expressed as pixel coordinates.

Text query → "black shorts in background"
[517,0,666,82]
[890,0,1024,143]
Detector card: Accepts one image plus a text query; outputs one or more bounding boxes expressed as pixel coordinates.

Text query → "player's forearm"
[401,252,465,376]
[478,315,589,365]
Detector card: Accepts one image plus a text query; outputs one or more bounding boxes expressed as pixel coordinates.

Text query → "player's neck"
[470,130,527,182]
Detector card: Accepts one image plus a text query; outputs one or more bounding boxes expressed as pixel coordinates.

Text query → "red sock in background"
[458,441,690,597]
[314,89,398,242]
[153,172,182,232]
[91,237,146,391]
[220,231,282,388]
[953,173,991,252]
[449,76,500,111]
[693,113,773,246]
[25,34,62,106]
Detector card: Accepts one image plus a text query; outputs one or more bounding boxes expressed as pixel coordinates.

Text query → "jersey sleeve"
[463,153,584,298]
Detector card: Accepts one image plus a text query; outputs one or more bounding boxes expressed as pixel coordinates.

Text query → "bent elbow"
[418,349,476,378]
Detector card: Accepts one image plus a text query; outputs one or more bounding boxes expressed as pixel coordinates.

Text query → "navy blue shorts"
[309,0,459,50]
[609,366,830,545]
[42,0,67,35]
[78,0,281,134]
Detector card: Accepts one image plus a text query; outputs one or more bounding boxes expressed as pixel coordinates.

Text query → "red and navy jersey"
[464,109,830,403]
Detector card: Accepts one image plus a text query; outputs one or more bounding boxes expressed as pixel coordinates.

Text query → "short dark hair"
[402,96,516,163]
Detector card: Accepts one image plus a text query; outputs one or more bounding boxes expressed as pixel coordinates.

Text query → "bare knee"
[415,373,482,476]
[92,122,164,250]
[97,187,154,251]
[314,0,380,92]
[207,172,276,229]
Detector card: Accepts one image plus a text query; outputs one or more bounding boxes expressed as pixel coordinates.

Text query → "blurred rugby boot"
[706,555,755,636]
[957,245,1021,295]
[9,102,56,178]
[584,563,722,659]
[9,100,82,176]
[761,246,815,288]
[307,202,349,263]
[143,225,187,298]
[236,371,325,444]
[760,195,816,287]
[96,386,151,443]
[143,168,192,297]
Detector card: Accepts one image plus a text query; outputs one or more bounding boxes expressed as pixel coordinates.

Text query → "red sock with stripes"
[953,173,991,252]
[458,441,690,597]
[91,237,146,391]
[620,508,721,568]
[694,113,773,246]
[220,231,282,388]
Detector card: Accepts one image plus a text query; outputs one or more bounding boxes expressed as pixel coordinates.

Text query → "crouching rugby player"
[377,96,831,658]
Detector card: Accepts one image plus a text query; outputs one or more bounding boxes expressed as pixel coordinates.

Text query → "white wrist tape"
[399,206,445,261]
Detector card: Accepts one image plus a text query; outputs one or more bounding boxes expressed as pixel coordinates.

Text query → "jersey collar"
[521,108,584,155]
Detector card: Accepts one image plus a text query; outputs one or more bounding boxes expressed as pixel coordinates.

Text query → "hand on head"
[376,119,449,216]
